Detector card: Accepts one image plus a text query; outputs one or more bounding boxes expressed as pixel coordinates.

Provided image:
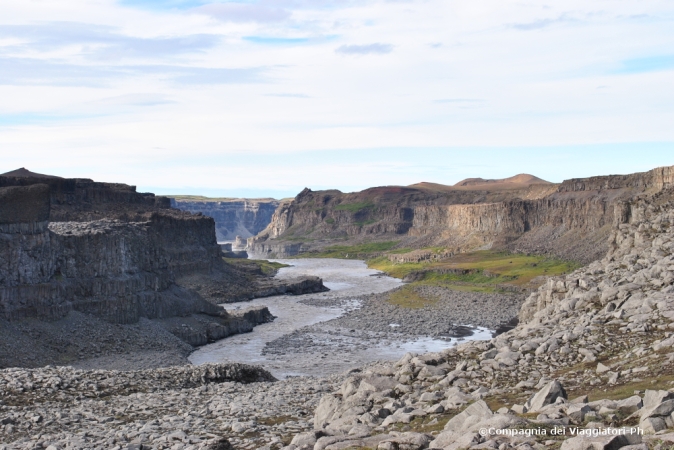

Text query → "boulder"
[443,400,493,432]
[640,399,674,420]
[290,431,323,448]
[616,396,643,415]
[641,417,668,434]
[511,404,528,414]
[560,433,641,450]
[429,431,482,450]
[596,363,610,374]
[340,377,361,398]
[314,395,342,430]
[376,432,431,450]
[419,391,443,403]
[643,390,674,408]
[524,381,567,413]
[566,404,593,422]
[358,376,398,394]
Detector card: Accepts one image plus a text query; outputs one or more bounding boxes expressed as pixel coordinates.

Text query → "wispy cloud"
[0,23,220,60]
[510,15,579,31]
[0,112,106,127]
[243,36,311,45]
[196,3,291,23]
[335,43,393,55]
[90,93,176,107]
[118,0,207,10]
[265,93,311,98]
[0,57,266,86]
[435,98,485,104]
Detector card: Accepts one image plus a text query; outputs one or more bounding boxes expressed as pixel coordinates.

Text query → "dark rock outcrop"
[0,169,171,222]
[0,170,281,367]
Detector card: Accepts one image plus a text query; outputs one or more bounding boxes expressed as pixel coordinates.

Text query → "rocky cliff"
[249,165,674,263]
[0,170,291,368]
[0,168,171,222]
[170,197,280,241]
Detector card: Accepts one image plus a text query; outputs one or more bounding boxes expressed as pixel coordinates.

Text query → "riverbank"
[190,259,523,379]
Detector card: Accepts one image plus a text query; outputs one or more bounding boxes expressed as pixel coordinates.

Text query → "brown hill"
[1,167,61,179]
[410,174,551,192]
[454,174,551,189]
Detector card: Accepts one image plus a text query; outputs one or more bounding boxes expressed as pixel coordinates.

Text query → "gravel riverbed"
[192,259,523,379]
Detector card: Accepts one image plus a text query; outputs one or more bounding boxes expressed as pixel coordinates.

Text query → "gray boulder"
[443,400,493,432]
[560,433,641,450]
[290,431,323,449]
[524,380,567,413]
[640,400,674,421]
[376,432,431,450]
[616,396,643,415]
[314,395,342,430]
[429,431,482,450]
[641,417,668,434]
[643,390,674,408]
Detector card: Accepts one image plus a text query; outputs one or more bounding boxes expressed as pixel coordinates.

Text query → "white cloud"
[0,0,673,196]
[335,43,393,54]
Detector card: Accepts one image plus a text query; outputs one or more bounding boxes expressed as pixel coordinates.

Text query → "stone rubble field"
[3,196,674,449]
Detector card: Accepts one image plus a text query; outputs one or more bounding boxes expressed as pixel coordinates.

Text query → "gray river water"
[189,259,492,379]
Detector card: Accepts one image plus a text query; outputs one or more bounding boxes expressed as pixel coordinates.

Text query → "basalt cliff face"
[170,197,280,241]
[249,166,674,263]
[0,170,283,368]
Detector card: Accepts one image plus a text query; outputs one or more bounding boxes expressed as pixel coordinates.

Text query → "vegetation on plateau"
[387,285,439,309]
[223,258,290,276]
[333,201,375,212]
[368,250,581,293]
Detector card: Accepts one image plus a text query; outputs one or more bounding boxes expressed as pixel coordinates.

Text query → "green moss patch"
[333,201,375,212]
[368,250,580,290]
[387,285,439,309]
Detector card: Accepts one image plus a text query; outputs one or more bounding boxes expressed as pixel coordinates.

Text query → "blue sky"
[0,0,673,198]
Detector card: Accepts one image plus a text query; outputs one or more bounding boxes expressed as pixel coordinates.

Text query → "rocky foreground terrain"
[3,189,674,448]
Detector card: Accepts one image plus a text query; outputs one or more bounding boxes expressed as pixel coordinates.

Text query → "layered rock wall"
[0,214,224,324]
[250,165,674,262]
[0,176,229,325]
[0,175,170,221]
[171,198,280,241]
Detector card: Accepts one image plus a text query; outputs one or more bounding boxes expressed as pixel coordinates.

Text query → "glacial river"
[189,258,492,379]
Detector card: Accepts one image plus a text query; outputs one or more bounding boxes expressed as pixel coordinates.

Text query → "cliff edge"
[248,165,674,264]
[0,170,297,369]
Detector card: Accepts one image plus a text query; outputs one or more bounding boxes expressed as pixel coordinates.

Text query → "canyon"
[3,165,674,450]
[0,169,322,369]
[2,166,674,450]
[248,167,674,264]
[170,196,280,242]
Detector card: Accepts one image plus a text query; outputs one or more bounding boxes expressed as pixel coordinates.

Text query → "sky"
[0,0,673,199]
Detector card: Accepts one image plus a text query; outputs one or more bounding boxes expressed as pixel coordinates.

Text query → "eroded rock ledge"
[0,171,319,369]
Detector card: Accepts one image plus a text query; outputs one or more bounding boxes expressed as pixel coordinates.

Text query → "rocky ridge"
[249,166,674,264]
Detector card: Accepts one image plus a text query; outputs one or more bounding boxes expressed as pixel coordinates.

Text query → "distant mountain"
[410,174,551,192]
[1,167,62,179]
